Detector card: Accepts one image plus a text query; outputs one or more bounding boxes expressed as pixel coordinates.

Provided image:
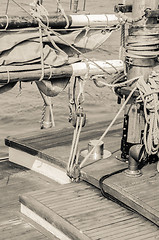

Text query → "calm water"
[0,0,121,156]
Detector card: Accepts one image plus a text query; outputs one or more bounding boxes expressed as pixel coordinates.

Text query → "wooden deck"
[20,181,159,240]
[5,119,122,169]
[4,119,159,238]
[0,160,60,240]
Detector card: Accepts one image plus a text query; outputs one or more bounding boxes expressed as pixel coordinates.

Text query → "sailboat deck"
[0,160,59,240]
[4,119,159,238]
[20,181,159,240]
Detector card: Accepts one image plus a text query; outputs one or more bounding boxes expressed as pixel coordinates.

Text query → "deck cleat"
[81,139,111,161]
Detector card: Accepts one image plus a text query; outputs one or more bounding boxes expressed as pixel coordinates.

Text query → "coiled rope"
[136,75,159,155]
[126,34,159,60]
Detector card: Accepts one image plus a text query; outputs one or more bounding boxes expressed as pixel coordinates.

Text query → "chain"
[117,11,146,25]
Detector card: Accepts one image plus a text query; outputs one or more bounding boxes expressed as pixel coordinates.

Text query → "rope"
[5,0,10,14]
[83,0,87,11]
[38,89,55,129]
[56,0,70,28]
[10,0,121,77]
[136,75,159,155]
[91,75,141,88]
[3,68,11,84]
[49,102,55,127]
[76,60,89,104]
[30,1,48,81]
[48,65,53,79]
[3,15,9,30]
[0,0,9,31]
[68,75,77,122]
[79,86,137,169]
[30,1,66,80]
[38,23,45,81]
[126,34,159,60]
[41,103,46,128]
[50,29,120,75]
[67,76,86,178]
[67,113,84,178]
[68,75,86,124]
[119,23,125,60]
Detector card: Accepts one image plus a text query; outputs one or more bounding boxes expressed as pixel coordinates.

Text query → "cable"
[99,167,138,213]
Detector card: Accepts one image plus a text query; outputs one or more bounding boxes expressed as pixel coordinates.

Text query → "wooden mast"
[122,0,158,161]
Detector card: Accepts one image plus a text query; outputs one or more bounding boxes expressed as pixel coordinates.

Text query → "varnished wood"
[20,182,159,240]
[0,160,60,240]
[0,15,71,29]
[6,119,122,168]
[5,120,159,227]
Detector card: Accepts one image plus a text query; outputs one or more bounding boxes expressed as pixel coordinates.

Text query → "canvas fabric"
[0,28,112,67]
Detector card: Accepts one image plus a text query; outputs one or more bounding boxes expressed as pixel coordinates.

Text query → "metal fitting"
[80,140,111,161]
[125,144,143,177]
[71,111,86,128]
[88,140,104,161]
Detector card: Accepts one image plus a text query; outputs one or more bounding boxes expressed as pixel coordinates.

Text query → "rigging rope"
[67,76,86,180]
[91,75,141,88]
[5,0,10,15]
[38,23,45,81]
[4,0,159,179]
[55,0,69,28]
[10,0,121,77]
[119,23,125,61]
[79,85,137,169]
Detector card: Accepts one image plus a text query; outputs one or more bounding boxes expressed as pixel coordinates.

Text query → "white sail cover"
[0,28,112,67]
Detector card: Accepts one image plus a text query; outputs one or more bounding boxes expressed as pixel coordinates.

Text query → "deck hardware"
[68,163,81,182]
[125,144,143,177]
[81,140,111,161]
[145,9,159,18]
[120,114,133,160]
[71,110,86,128]
[114,4,132,13]
[67,109,86,180]
[88,140,104,161]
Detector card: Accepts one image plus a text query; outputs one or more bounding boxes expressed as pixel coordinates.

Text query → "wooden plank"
[9,147,71,184]
[20,182,159,240]
[21,204,72,240]
[5,120,122,153]
[82,169,159,226]
[5,119,159,228]
[0,161,60,240]
[6,120,122,179]
[20,195,91,240]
